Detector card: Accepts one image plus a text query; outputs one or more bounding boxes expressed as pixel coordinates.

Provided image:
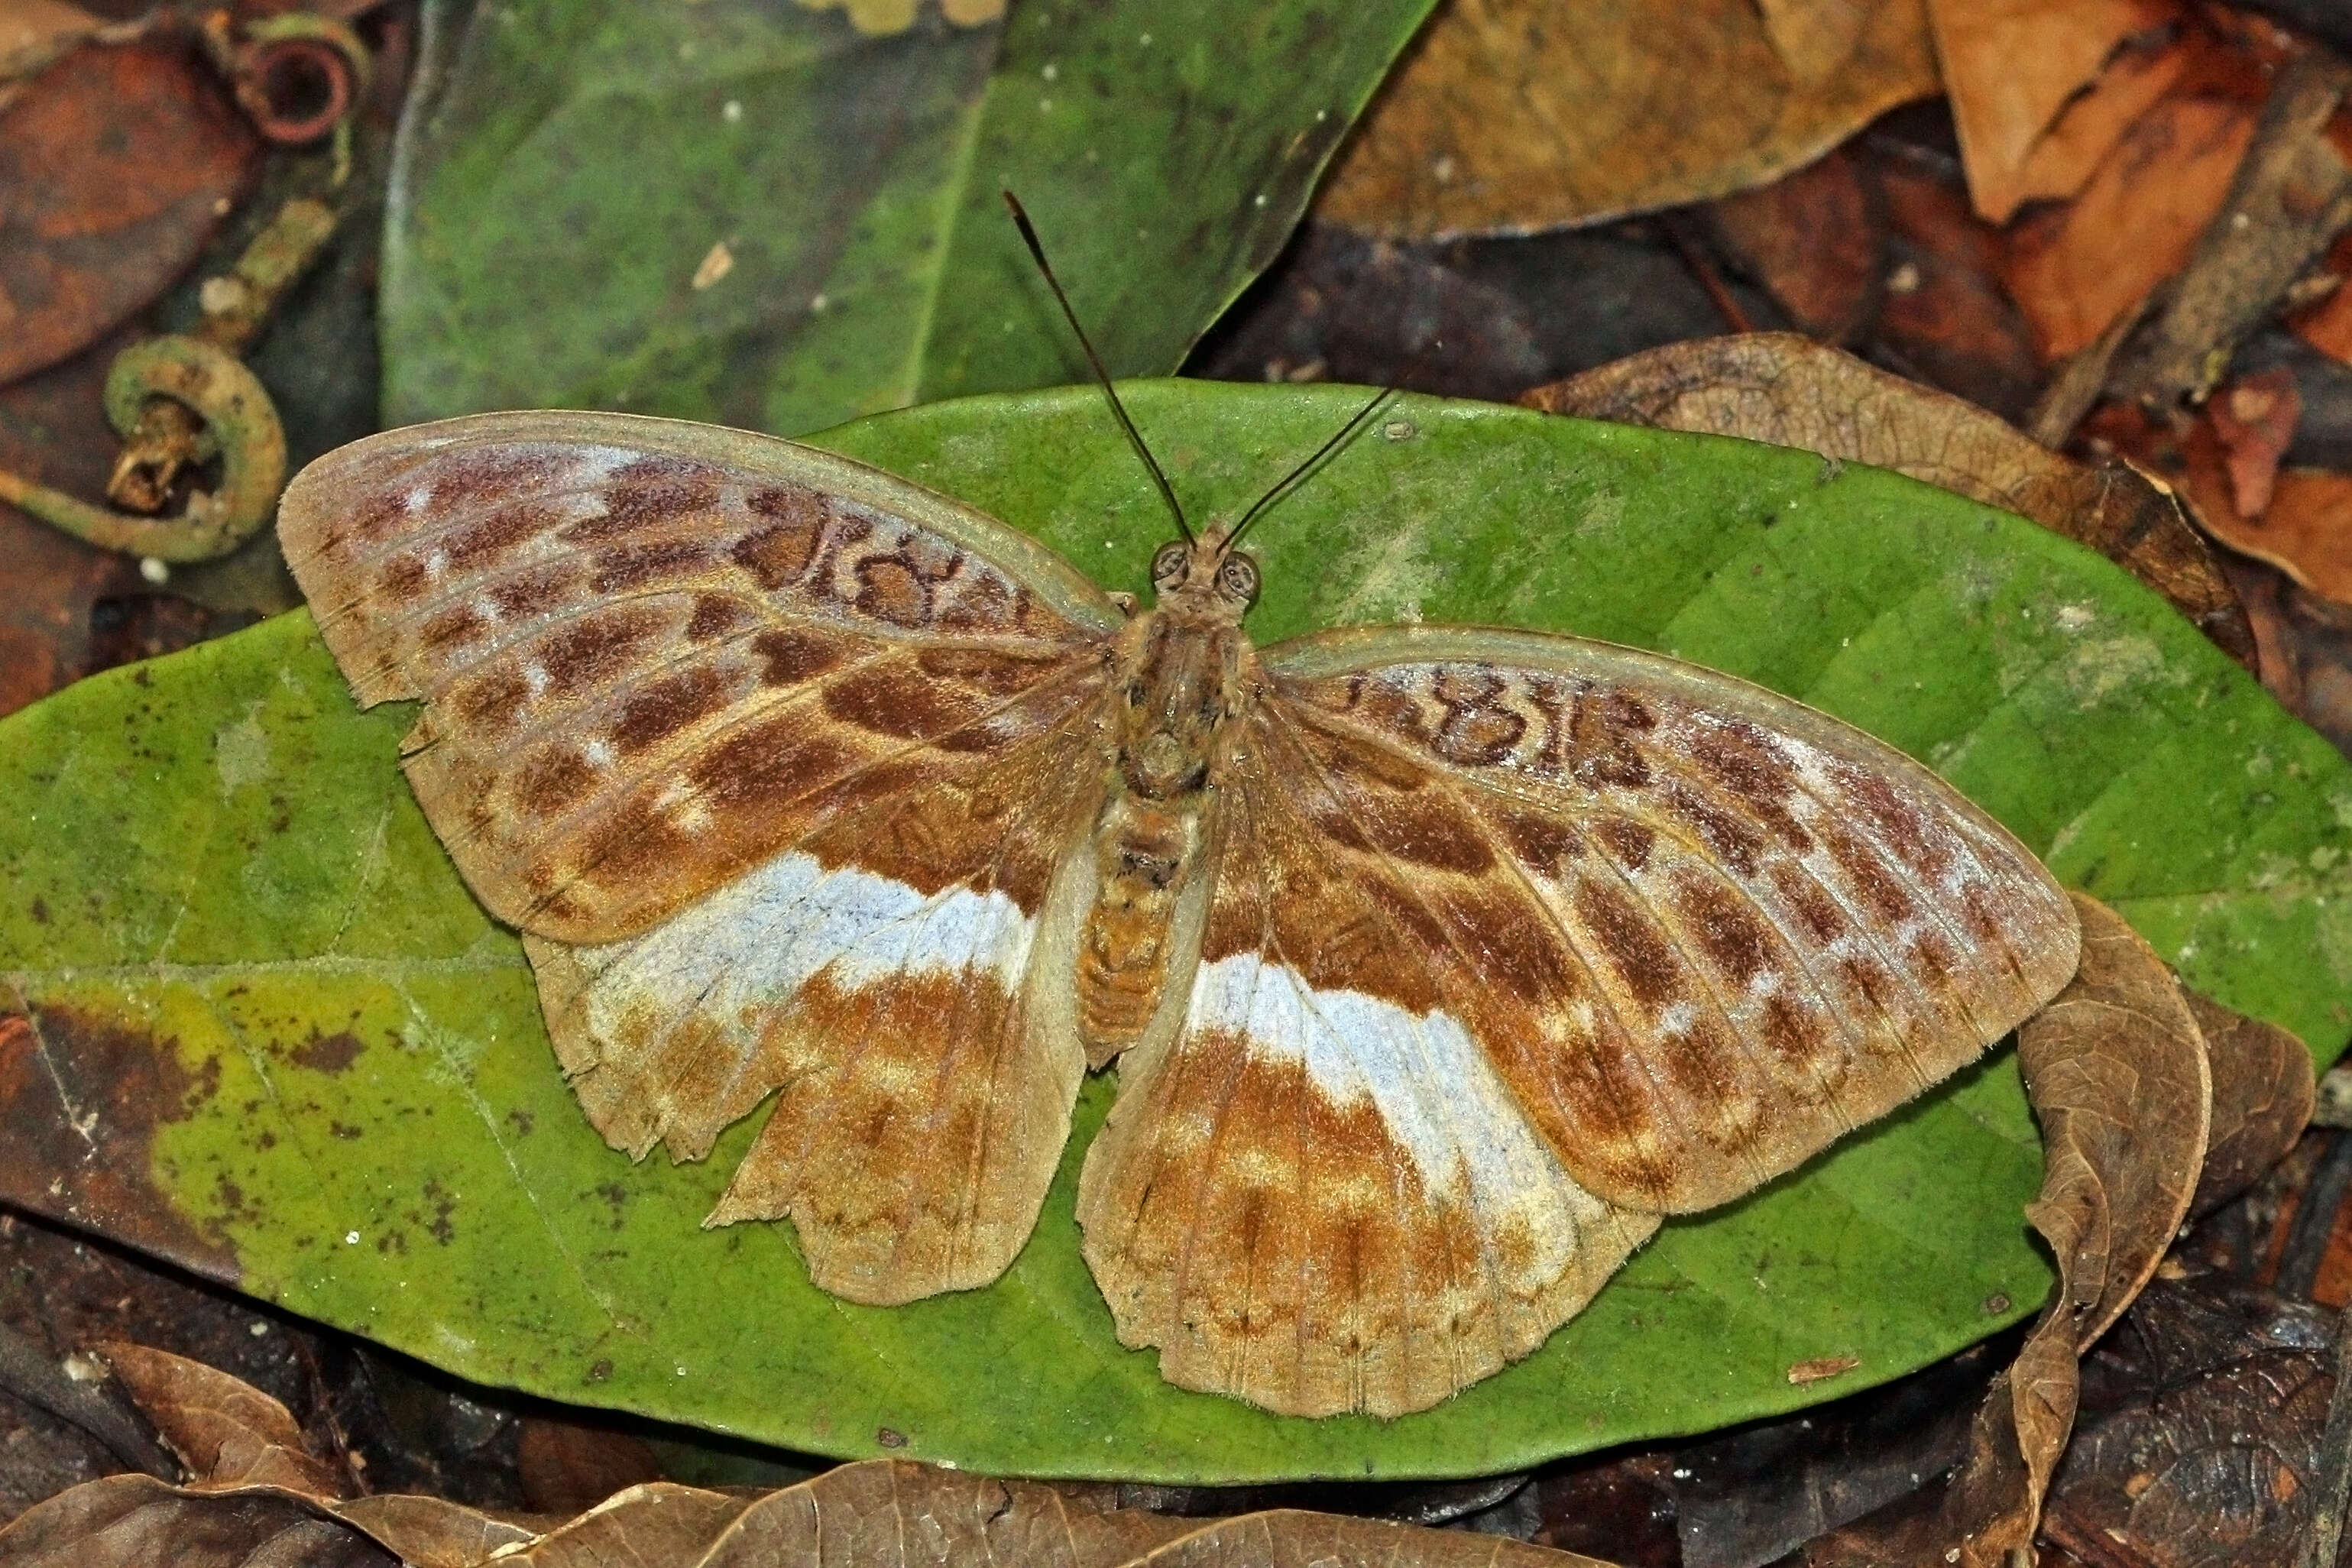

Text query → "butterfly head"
[1149,536,1260,618]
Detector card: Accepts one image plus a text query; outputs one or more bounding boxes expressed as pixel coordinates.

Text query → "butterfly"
[274,213,2081,1421]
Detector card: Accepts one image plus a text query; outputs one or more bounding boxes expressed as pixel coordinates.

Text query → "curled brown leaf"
[0,1394,1636,1568]
[1524,332,2256,667]
[96,1341,345,1498]
[1944,893,2213,1566]
[2181,989,2315,1219]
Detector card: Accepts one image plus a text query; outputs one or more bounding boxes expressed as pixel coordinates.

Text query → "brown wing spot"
[1688,719,1796,804]
[344,489,412,548]
[1672,870,1771,986]
[513,744,601,816]
[1606,691,1657,731]
[1596,818,1654,873]
[1430,666,1527,766]
[576,795,702,886]
[752,627,846,687]
[1661,782,1766,876]
[489,563,576,621]
[1769,860,1848,944]
[444,501,557,572]
[455,669,530,734]
[687,593,757,642]
[1661,1016,1764,1154]
[731,503,826,588]
[1828,831,1917,923]
[688,720,863,810]
[1835,760,1951,877]
[1567,687,1651,789]
[932,572,1021,636]
[1759,994,1846,1102]
[376,554,428,601]
[1356,791,1494,875]
[537,607,666,696]
[821,661,979,740]
[610,666,734,754]
[432,447,569,507]
[558,458,725,543]
[419,603,489,653]
[853,539,962,627]
[1572,876,1681,1006]
[1499,808,1582,872]
[591,539,714,594]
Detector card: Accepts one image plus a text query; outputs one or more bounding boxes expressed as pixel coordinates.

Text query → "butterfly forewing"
[1252,626,2083,1214]
[277,411,1122,945]
[280,412,1126,1294]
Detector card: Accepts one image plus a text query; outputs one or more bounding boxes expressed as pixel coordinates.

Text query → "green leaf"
[381,0,1430,435]
[3,383,2346,1483]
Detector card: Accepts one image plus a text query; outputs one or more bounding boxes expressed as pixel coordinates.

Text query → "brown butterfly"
[276,208,2081,1421]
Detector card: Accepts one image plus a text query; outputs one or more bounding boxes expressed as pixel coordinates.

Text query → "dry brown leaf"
[1708,145,1880,342]
[0,1398,1636,1568]
[0,41,258,385]
[96,1340,344,1498]
[2288,228,2352,362]
[2114,396,2352,604]
[1314,0,1938,238]
[2003,93,2259,361]
[1928,0,2179,222]
[2208,368,2303,517]
[2181,990,2315,1219]
[1521,332,2256,667]
[1942,892,2211,1565]
[2005,24,2191,218]
[1871,150,2045,418]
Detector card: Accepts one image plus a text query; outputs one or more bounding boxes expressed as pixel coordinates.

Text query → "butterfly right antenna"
[1003,191,1191,544]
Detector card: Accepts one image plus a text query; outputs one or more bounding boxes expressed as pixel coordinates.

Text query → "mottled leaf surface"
[381,0,1430,434]
[4,383,2350,1482]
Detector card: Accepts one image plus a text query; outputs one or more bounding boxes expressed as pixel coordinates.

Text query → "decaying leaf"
[1926,0,2178,223]
[94,1343,343,1498]
[2041,1275,2337,1568]
[0,1362,1634,1568]
[1314,0,1938,238]
[1706,145,1880,344]
[1522,332,2256,667]
[2004,91,2258,363]
[0,40,257,385]
[2181,990,2315,1220]
[1942,892,2212,1564]
[2101,395,2352,607]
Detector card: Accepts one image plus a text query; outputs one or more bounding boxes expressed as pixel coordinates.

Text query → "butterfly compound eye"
[1150,541,1190,589]
[1216,551,1261,606]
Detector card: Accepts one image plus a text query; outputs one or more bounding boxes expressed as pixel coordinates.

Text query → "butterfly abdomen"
[1077,795,1201,1065]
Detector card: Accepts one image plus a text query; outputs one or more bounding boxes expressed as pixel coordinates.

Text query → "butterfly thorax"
[1077,539,1261,1065]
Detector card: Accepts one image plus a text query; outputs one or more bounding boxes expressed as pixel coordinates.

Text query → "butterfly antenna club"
[1003,190,1191,543]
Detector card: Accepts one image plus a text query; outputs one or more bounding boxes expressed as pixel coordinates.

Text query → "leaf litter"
[14,0,2352,1557]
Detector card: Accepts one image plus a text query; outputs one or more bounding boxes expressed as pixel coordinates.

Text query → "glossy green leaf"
[381,0,1430,434]
[4,383,2347,1484]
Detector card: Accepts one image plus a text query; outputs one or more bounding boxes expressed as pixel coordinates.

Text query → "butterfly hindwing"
[1075,726,1659,1417]
[527,699,1110,1302]
[277,411,1123,946]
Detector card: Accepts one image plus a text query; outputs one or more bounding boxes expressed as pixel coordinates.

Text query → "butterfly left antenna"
[1003,190,1191,544]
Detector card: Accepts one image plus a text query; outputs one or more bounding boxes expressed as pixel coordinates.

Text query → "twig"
[0,1317,177,1479]
[2280,1129,2352,1300]
[2300,1304,2352,1568]
[2110,48,2352,411]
